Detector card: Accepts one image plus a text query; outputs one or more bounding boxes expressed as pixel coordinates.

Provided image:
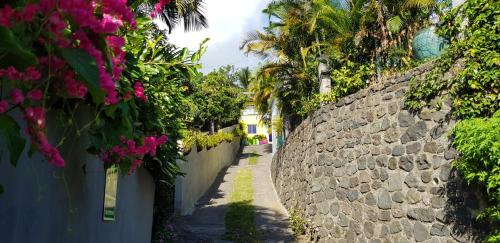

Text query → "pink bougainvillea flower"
[158,135,168,144]
[25,67,41,81]
[0,5,14,27]
[64,71,88,98]
[0,100,8,113]
[0,66,23,80]
[27,89,43,101]
[39,0,57,13]
[10,89,24,104]
[128,159,142,175]
[36,132,65,167]
[16,3,39,22]
[134,82,148,102]
[151,0,173,17]
[24,106,46,128]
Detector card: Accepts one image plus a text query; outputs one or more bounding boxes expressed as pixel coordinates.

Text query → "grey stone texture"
[271,63,489,242]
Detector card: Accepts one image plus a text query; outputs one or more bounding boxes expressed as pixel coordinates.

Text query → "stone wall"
[271,63,488,242]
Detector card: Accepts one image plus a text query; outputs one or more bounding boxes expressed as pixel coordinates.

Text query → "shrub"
[289,209,307,236]
[451,111,500,241]
[182,125,245,155]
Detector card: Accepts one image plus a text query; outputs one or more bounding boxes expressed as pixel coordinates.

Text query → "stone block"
[377,189,392,209]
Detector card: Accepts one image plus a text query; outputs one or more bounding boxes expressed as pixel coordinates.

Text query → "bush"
[451,111,500,241]
[182,124,245,155]
[289,209,307,236]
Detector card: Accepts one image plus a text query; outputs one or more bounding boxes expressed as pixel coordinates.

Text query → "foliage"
[272,117,283,136]
[243,0,437,128]
[299,62,375,117]
[236,67,252,89]
[181,131,233,154]
[405,0,499,118]
[289,209,307,236]
[237,121,248,140]
[0,0,153,172]
[451,111,500,241]
[130,0,208,33]
[181,124,244,154]
[0,1,208,242]
[253,134,267,141]
[224,168,260,242]
[190,66,247,131]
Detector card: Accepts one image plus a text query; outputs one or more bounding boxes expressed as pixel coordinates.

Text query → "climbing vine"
[405,0,499,118]
[406,0,500,240]
[299,62,375,117]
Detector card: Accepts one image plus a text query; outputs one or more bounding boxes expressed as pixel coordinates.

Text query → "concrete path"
[172,144,296,242]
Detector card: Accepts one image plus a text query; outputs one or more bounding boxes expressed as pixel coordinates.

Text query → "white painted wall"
[174,133,241,215]
[0,111,155,243]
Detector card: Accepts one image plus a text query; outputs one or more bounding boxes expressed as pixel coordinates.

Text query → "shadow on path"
[171,144,297,243]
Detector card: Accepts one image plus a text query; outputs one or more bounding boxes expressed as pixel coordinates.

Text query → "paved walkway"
[172,144,296,242]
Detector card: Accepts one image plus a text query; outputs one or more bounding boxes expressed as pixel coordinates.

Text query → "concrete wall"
[271,62,489,242]
[175,136,241,215]
[0,122,155,243]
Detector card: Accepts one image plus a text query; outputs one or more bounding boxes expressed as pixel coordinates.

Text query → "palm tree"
[130,0,208,33]
[236,67,252,90]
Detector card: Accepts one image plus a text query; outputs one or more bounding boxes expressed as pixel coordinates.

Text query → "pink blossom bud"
[10,89,24,104]
[0,100,8,113]
[27,89,43,101]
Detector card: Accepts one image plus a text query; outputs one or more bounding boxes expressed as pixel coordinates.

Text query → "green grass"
[224,169,260,242]
[248,152,259,165]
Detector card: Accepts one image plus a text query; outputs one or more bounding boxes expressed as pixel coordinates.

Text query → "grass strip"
[224,169,260,242]
[248,152,259,165]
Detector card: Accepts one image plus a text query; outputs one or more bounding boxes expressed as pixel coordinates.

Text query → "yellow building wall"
[240,114,269,139]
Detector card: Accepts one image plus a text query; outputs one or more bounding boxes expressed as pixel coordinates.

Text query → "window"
[247,124,257,134]
[243,107,256,116]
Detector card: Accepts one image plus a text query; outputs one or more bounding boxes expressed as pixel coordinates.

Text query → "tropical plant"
[451,111,500,242]
[121,17,209,243]
[405,0,499,119]
[190,66,247,133]
[130,0,208,33]
[236,67,253,89]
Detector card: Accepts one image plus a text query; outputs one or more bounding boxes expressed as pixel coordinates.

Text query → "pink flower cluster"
[24,107,65,167]
[64,71,88,98]
[0,0,135,105]
[0,0,140,169]
[0,4,39,27]
[134,82,148,102]
[151,0,174,17]
[101,135,168,174]
[0,66,41,82]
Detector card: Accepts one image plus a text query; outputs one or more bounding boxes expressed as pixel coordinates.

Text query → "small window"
[248,124,257,134]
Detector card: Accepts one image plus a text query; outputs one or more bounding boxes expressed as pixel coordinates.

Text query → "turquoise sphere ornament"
[412,26,448,60]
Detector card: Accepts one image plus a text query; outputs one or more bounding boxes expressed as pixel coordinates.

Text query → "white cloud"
[162,0,271,73]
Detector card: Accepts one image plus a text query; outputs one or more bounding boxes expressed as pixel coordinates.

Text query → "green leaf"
[60,48,105,104]
[0,115,26,166]
[0,26,37,69]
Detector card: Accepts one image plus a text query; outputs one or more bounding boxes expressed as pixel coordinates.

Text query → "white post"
[271,98,279,154]
[318,57,331,94]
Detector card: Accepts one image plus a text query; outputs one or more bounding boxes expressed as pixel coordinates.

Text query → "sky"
[161,0,271,73]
